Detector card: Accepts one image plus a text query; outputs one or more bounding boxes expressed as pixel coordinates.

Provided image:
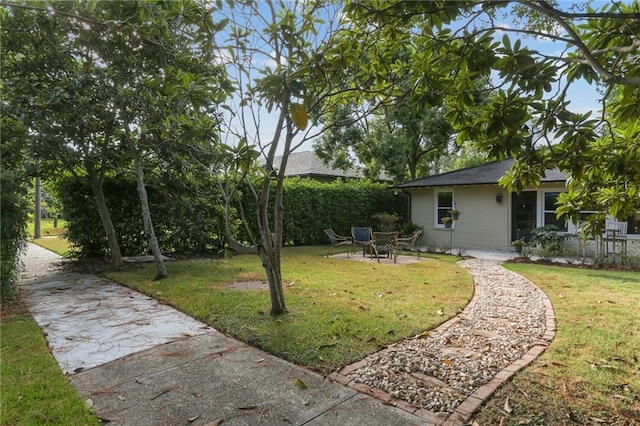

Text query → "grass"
[5,246,638,424]
[28,218,70,256]
[30,237,70,257]
[473,263,640,425]
[105,247,474,373]
[0,303,99,425]
[27,218,67,238]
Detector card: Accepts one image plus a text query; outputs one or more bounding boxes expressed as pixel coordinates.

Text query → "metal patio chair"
[370,231,398,263]
[602,219,628,257]
[396,229,423,259]
[351,226,372,257]
[324,229,353,257]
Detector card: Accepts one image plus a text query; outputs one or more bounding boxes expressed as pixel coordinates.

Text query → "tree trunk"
[221,106,290,316]
[258,243,286,316]
[87,172,123,267]
[34,177,41,239]
[254,184,287,315]
[132,149,167,280]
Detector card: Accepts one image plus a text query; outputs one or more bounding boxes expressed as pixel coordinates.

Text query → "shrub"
[398,221,423,238]
[240,178,404,246]
[1,170,29,299]
[371,212,400,231]
[56,174,228,257]
[529,225,570,257]
[58,174,404,256]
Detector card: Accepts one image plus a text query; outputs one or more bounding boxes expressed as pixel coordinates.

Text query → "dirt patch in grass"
[228,280,269,290]
[0,297,29,323]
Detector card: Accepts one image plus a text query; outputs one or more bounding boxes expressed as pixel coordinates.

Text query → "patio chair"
[370,231,398,263]
[602,219,628,256]
[351,226,372,257]
[324,229,353,257]
[396,229,423,259]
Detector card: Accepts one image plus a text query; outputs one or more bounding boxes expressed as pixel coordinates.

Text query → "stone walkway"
[329,258,556,425]
[18,244,555,425]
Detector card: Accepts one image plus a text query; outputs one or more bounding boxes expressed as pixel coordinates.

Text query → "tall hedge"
[241,178,406,246]
[1,170,29,298]
[56,175,228,258]
[58,175,406,257]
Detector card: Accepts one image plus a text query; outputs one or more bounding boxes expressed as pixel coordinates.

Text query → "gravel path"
[333,259,555,423]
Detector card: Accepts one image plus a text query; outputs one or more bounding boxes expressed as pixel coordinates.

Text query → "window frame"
[542,191,568,232]
[434,189,455,229]
[544,191,639,238]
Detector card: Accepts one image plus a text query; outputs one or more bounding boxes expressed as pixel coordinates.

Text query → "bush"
[529,225,570,258]
[57,174,405,256]
[240,178,405,246]
[56,174,228,258]
[1,170,29,299]
[371,212,400,231]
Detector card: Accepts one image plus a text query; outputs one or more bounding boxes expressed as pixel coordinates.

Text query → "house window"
[543,191,568,231]
[435,190,454,227]
[624,209,640,235]
[562,201,638,237]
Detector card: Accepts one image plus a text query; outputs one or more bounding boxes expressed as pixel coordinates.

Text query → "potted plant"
[511,238,526,253]
[441,216,453,228]
[449,209,460,220]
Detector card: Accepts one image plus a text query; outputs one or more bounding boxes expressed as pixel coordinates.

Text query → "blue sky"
[217,1,611,155]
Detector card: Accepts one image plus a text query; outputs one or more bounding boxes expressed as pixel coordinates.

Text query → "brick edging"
[327,265,557,425]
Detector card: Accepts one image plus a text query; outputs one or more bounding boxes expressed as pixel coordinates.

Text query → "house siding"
[411,186,510,250]
[399,160,638,256]
[409,183,570,251]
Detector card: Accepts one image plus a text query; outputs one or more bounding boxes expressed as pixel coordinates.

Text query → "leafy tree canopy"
[1,0,231,265]
[341,0,640,234]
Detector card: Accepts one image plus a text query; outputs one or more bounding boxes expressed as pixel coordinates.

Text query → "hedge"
[243,177,406,246]
[57,175,406,258]
[56,174,228,258]
[1,170,29,298]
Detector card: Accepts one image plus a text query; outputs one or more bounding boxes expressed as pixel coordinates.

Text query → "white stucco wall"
[409,185,511,250]
[406,183,640,255]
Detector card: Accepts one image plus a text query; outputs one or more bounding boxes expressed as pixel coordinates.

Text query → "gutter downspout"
[402,189,412,222]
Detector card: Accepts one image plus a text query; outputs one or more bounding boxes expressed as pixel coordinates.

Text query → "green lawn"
[105,247,473,373]
[473,263,640,425]
[4,247,638,424]
[0,304,99,425]
[27,218,67,238]
[30,237,70,256]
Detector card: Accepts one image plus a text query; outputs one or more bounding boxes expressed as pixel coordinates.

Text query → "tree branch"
[517,0,640,87]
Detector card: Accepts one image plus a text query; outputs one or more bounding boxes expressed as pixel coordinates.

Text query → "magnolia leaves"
[254,73,310,130]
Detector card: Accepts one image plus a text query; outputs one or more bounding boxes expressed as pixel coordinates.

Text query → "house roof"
[267,151,393,181]
[394,159,567,189]
[268,151,364,179]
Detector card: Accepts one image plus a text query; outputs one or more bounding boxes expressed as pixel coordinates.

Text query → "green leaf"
[502,34,511,52]
[86,0,98,14]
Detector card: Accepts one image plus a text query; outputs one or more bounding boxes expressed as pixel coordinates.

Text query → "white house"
[394,160,639,254]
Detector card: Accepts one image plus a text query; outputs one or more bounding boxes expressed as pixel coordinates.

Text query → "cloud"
[262,50,287,69]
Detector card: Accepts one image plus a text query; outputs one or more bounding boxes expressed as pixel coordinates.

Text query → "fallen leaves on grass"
[503,396,513,414]
[318,341,338,349]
